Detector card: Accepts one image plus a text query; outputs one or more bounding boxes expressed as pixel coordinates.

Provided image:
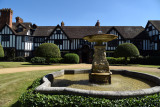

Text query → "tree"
[114,43,140,65]
[0,44,4,58]
[35,43,61,64]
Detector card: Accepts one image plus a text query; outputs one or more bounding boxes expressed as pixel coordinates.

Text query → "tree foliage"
[0,44,4,58]
[114,43,140,65]
[35,43,61,64]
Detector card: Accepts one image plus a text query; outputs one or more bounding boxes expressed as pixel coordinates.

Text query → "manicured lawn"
[0,62,66,68]
[0,69,59,107]
[0,63,159,106]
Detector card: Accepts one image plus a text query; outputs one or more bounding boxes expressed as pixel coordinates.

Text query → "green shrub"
[130,56,160,65]
[114,43,140,65]
[30,57,46,64]
[50,58,64,63]
[64,53,79,64]
[107,57,125,64]
[14,56,25,62]
[17,77,160,107]
[35,43,61,64]
[0,44,4,58]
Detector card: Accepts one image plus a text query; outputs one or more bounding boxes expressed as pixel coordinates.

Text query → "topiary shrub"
[107,57,125,64]
[64,53,79,64]
[50,58,64,63]
[14,56,25,62]
[35,43,61,64]
[0,44,4,58]
[30,57,46,64]
[114,43,140,65]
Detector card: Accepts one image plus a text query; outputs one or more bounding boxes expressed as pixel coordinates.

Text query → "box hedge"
[107,57,125,64]
[14,56,25,62]
[130,56,160,65]
[64,53,79,64]
[50,58,64,63]
[16,77,160,107]
[30,57,46,64]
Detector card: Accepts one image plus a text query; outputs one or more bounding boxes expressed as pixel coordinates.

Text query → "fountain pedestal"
[89,45,112,84]
[83,33,117,84]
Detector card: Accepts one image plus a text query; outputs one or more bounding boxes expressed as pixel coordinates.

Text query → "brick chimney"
[16,16,23,23]
[0,8,13,28]
[95,20,100,26]
[61,21,64,26]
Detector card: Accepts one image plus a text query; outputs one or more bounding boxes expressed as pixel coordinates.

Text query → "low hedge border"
[16,77,160,106]
[35,69,160,99]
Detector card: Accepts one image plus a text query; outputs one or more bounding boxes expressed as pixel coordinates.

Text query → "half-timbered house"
[145,20,160,55]
[0,8,159,63]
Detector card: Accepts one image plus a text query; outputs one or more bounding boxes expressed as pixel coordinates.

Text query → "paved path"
[0,64,159,74]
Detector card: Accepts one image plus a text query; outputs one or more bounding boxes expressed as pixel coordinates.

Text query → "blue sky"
[0,0,160,27]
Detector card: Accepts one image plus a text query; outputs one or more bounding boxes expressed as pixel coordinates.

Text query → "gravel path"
[0,64,159,74]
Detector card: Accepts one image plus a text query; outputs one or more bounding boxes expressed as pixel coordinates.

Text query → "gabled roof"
[12,22,32,35]
[114,26,145,39]
[0,23,16,34]
[32,26,56,36]
[32,25,146,39]
[61,26,112,39]
[149,20,160,32]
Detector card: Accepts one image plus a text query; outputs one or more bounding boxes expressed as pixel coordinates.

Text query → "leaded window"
[2,35,10,41]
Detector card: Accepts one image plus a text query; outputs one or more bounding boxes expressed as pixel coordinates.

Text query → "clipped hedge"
[50,58,64,63]
[64,53,79,64]
[107,57,125,64]
[130,56,160,65]
[16,77,160,107]
[14,56,25,62]
[30,57,46,64]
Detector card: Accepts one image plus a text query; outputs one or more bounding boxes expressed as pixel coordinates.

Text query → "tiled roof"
[114,26,145,39]
[12,22,32,35]
[149,20,160,32]
[32,26,145,39]
[32,26,56,36]
[61,26,112,38]
[0,22,148,39]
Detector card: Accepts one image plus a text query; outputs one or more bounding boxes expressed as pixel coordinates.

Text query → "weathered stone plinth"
[89,45,112,84]
[89,72,112,84]
[83,33,118,84]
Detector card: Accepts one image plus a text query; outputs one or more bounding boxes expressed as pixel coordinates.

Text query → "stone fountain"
[83,33,118,84]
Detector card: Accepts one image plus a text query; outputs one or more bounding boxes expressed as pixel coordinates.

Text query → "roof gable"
[148,20,160,32]
[0,24,15,34]
[61,26,112,39]
[114,26,144,39]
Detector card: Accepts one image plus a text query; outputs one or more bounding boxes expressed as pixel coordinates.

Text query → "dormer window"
[17,25,23,32]
[56,30,61,34]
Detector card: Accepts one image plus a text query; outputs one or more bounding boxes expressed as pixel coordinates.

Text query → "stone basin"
[35,69,160,99]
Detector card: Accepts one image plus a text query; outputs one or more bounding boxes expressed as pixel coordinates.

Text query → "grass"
[0,62,67,69]
[0,69,60,107]
[0,62,159,106]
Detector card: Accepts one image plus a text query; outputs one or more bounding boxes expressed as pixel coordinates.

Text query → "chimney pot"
[0,8,13,28]
[61,21,64,26]
[16,16,23,23]
[95,20,100,26]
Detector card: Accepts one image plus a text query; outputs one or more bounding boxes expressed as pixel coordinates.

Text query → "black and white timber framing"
[0,20,160,60]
